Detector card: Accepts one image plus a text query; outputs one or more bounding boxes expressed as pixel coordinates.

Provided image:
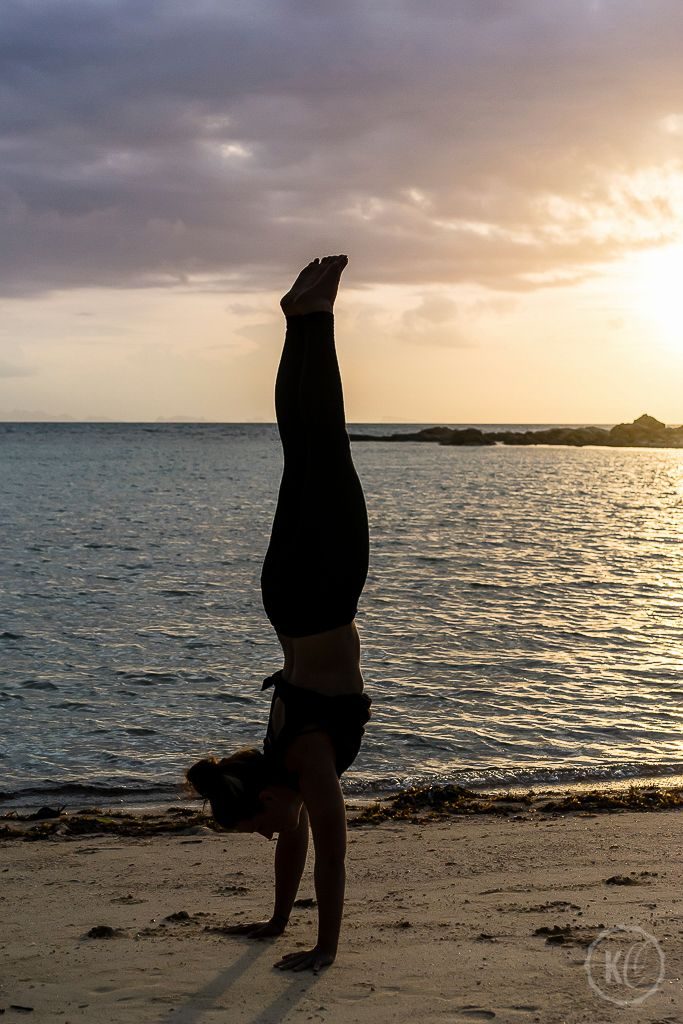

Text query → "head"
[185,748,301,839]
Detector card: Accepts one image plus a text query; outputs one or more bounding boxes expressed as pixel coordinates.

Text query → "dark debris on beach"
[0,805,219,843]
[0,783,681,842]
[347,782,683,826]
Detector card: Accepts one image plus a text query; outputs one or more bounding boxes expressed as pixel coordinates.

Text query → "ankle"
[283,299,334,317]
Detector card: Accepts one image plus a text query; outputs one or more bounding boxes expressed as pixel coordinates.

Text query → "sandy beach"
[1,786,681,1024]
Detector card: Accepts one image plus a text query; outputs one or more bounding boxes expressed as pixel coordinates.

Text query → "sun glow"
[630,244,683,351]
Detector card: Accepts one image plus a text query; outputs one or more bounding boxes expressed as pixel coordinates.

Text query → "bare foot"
[279,258,322,312]
[280,255,348,317]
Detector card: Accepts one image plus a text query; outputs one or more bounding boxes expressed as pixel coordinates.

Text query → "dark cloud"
[2,0,683,296]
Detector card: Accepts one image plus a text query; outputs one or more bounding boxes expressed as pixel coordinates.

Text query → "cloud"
[393,294,467,347]
[0,357,36,377]
[2,0,683,297]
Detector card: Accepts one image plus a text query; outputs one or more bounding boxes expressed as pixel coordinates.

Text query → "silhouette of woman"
[186,255,371,972]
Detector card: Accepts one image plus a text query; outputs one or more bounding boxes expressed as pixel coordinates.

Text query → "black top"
[261,670,371,791]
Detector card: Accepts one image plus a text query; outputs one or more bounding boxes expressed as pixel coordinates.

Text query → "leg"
[296,310,369,629]
[263,262,331,598]
[273,259,326,463]
[273,255,348,462]
[261,257,369,637]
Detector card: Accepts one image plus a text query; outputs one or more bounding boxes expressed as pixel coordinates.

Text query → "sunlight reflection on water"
[1,423,681,804]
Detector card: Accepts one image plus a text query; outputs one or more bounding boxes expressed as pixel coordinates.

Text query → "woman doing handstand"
[186,255,370,973]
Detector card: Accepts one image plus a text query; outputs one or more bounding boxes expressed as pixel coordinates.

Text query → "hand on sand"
[280,254,348,317]
[222,918,287,939]
[273,945,336,973]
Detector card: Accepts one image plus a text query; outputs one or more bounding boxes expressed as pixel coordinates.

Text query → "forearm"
[313,857,345,955]
[272,807,309,922]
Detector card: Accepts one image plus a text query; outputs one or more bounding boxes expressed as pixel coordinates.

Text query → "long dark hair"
[185,748,269,829]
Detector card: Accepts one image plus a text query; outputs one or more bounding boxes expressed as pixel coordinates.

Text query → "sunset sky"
[2,0,683,423]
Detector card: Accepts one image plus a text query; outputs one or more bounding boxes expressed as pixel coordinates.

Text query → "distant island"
[350,414,683,448]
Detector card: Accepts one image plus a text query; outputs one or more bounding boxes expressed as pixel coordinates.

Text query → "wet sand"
[1,785,682,1023]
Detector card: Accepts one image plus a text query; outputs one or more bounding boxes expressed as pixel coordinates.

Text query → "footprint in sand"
[335,983,404,1002]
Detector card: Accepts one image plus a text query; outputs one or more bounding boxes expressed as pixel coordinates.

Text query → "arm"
[306,764,346,955]
[274,731,347,971]
[272,803,309,926]
[222,804,308,940]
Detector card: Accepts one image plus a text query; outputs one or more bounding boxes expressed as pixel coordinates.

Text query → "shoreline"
[3,768,683,816]
[3,779,682,843]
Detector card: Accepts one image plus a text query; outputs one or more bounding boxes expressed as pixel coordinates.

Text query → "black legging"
[260,312,369,638]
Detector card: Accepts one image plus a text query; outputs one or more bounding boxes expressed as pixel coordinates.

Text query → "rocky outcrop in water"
[350,415,683,448]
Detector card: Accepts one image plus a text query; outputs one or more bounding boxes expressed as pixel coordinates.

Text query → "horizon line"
[0,418,624,426]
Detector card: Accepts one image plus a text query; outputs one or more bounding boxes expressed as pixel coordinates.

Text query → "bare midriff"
[276,621,364,696]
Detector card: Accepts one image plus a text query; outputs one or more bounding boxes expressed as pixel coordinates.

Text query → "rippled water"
[1,423,682,806]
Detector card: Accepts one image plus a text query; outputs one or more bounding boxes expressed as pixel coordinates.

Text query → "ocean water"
[1,422,682,808]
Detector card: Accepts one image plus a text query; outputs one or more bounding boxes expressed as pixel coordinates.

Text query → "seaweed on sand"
[1,782,681,840]
[348,782,683,827]
[0,806,218,842]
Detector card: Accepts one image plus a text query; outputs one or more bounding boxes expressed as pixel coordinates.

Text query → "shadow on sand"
[166,941,321,1024]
